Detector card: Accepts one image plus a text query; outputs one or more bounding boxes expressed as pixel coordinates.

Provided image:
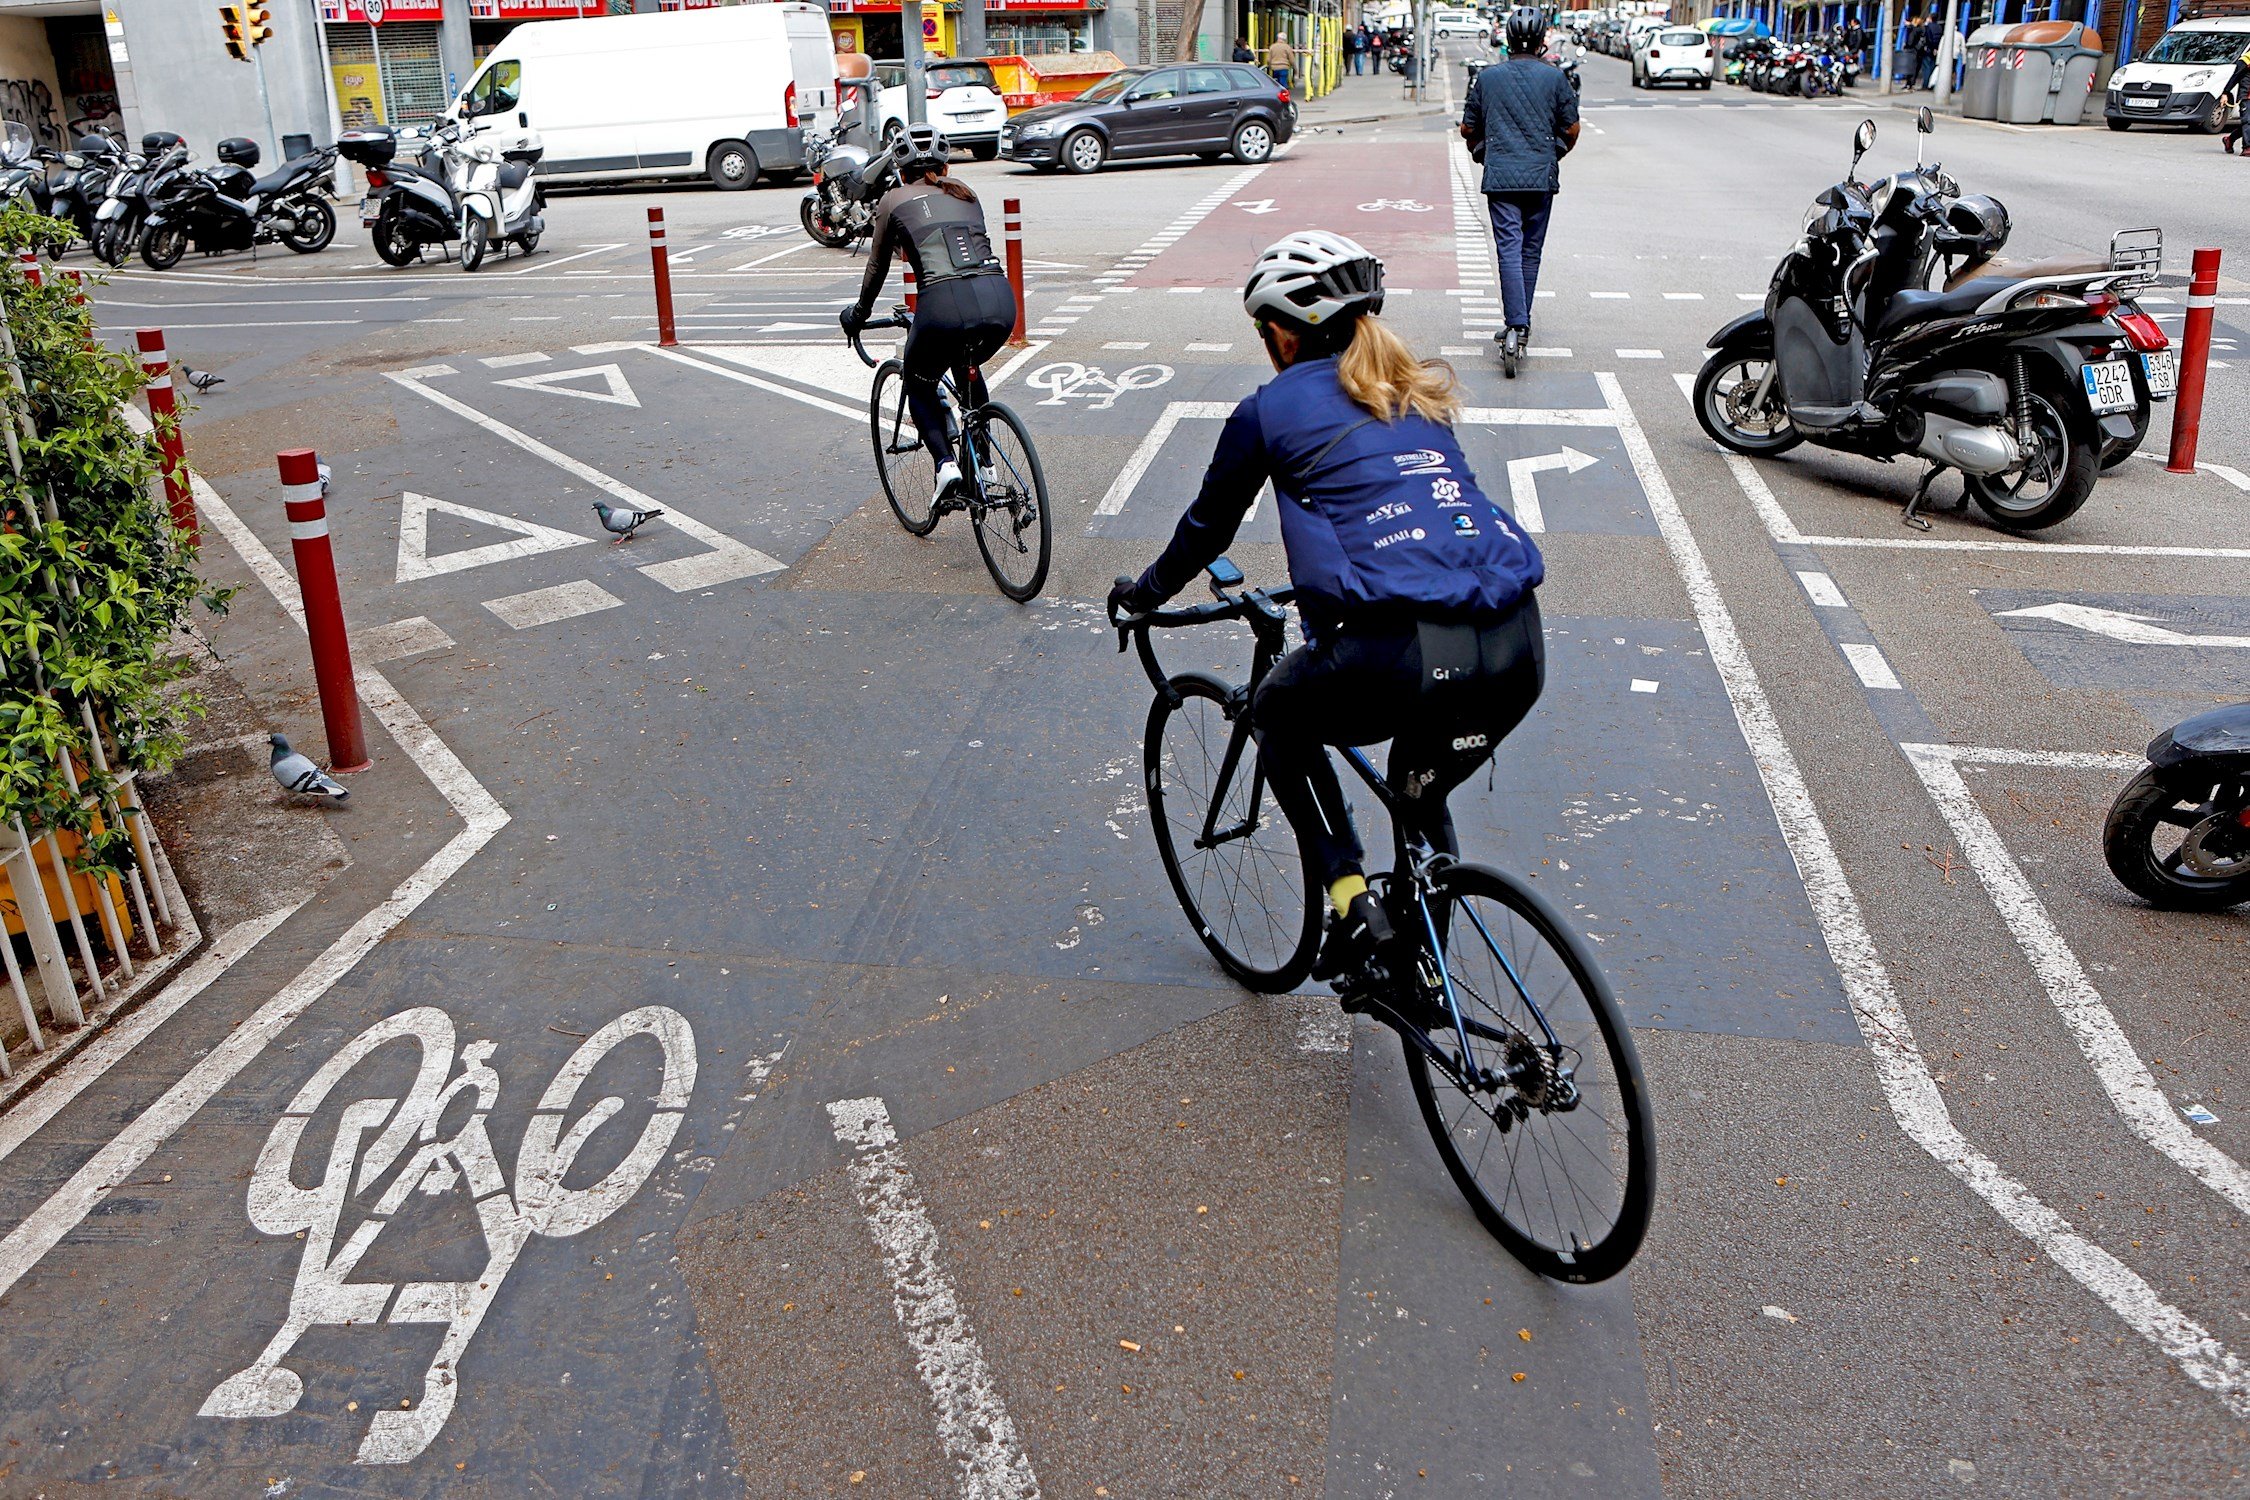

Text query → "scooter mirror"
[1853,119,1876,155]
[1916,105,1934,133]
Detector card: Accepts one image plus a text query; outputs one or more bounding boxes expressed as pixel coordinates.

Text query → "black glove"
[1108,574,1157,621]
[839,305,866,333]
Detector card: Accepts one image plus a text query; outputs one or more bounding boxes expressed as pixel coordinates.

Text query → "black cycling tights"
[1249,592,1546,888]
[903,273,1017,463]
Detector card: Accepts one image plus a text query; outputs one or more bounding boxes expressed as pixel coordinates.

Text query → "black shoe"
[1312,890,1396,991]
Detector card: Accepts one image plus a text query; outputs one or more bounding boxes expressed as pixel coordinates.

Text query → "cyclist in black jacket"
[841,126,1015,514]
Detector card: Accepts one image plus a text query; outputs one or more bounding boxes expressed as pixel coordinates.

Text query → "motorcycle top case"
[217,136,260,168]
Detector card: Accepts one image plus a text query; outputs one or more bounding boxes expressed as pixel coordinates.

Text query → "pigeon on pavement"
[180,364,223,393]
[269,733,349,801]
[593,499,664,543]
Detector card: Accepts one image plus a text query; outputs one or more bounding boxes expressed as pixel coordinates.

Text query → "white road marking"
[361,616,456,662]
[495,361,642,408]
[1663,292,1704,300]
[480,352,551,369]
[1905,742,2250,1221]
[386,367,784,590]
[1630,678,1659,693]
[98,296,432,309]
[1166,286,1207,294]
[1616,349,1664,359]
[94,320,362,331]
[1094,401,1229,517]
[1591,291,1631,299]
[1994,601,2250,651]
[1505,446,1600,533]
[1600,370,2250,1419]
[1839,641,1902,690]
[0,906,300,1169]
[1796,570,1849,608]
[1186,342,1233,352]
[504,242,622,275]
[483,579,624,629]
[827,1097,1043,1500]
[395,491,592,581]
[0,438,510,1306]
[1104,341,1151,350]
[645,342,867,418]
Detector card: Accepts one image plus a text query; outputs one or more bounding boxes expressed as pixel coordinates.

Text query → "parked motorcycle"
[138,136,338,270]
[451,125,544,271]
[800,121,898,251]
[342,124,452,267]
[1691,110,2160,531]
[90,134,188,268]
[2104,703,2250,911]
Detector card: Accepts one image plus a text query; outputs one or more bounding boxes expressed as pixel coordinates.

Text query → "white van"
[451,3,838,190]
[1432,9,1486,38]
[2105,17,2250,132]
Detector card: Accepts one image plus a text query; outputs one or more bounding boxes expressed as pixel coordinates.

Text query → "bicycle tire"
[870,359,939,536]
[968,402,1052,601]
[1402,862,1654,1281]
[1145,674,1320,992]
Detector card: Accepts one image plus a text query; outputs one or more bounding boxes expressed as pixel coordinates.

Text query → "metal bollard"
[2166,247,2221,475]
[276,448,369,773]
[904,263,918,315]
[1004,196,1026,346]
[136,329,197,542]
[648,206,678,349]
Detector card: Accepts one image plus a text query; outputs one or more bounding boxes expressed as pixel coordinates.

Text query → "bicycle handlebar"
[1109,578,1298,694]
[844,306,911,369]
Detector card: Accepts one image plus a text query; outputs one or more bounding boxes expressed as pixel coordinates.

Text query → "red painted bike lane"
[1131,136,1459,290]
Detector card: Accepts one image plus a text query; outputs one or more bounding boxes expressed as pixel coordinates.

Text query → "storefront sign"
[319,0,443,22]
[831,0,1090,11]
[467,0,620,16]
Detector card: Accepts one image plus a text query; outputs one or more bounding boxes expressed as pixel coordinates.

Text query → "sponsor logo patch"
[1391,449,1452,476]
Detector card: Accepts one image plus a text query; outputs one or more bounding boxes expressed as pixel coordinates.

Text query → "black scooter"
[1692,110,2158,531]
[2105,704,2250,911]
[91,133,186,268]
[138,136,337,270]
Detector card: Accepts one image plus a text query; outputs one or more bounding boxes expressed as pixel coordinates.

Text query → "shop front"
[467,0,629,61]
[830,0,1102,60]
[316,0,451,129]
[1249,0,1344,95]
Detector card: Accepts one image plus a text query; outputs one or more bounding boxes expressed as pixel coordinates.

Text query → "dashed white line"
[1796,570,1849,608]
[483,579,624,629]
[1839,641,1902,690]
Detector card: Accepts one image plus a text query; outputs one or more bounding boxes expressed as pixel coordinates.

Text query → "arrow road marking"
[1994,602,2250,650]
[1234,198,1278,214]
[1504,445,1599,533]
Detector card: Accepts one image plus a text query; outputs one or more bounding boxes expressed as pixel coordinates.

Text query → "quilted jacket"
[1461,57,1579,195]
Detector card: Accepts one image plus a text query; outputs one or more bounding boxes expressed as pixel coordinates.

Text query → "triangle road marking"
[396,491,595,582]
[495,362,642,408]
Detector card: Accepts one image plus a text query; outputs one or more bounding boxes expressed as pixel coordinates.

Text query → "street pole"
[309,1,349,194]
[1875,0,1890,85]
[251,42,280,164]
[1933,0,1960,104]
[902,0,929,126]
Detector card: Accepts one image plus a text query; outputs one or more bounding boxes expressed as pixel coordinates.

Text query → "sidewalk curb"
[1306,105,1450,128]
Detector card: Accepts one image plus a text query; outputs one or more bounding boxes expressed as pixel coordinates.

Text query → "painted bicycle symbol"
[201,1005,697,1465]
[1356,198,1436,212]
[721,223,792,240]
[1024,361,1173,410]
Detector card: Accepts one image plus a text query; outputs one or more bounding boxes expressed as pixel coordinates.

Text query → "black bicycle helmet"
[889,122,951,178]
[1505,6,1548,54]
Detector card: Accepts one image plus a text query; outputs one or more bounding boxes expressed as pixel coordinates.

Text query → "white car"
[871,58,1008,159]
[1432,9,1485,38]
[2104,17,2250,132]
[1634,25,1715,88]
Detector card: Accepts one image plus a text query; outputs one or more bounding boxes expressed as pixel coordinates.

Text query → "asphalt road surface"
[2,40,2244,1499]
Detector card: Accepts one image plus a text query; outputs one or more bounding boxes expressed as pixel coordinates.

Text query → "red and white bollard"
[62,269,92,348]
[276,448,369,773]
[2166,246,2221,475]
[647,206,678,349]
[903,263,918,315]
[15,248,39,286]
[136,329,196,541]
[1004,196,1026,346]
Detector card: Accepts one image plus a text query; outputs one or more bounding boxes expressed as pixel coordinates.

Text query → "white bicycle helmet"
[1242,230,1386,330]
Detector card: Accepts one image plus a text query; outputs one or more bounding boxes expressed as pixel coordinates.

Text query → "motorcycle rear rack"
[2108,226,2162,288]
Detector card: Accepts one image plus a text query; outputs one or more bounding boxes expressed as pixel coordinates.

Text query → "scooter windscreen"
[0,121,30,168]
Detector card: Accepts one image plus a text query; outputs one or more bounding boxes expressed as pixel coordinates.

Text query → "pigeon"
[269,733,349,801]
[593,499,664,543]
[180,364,223,393]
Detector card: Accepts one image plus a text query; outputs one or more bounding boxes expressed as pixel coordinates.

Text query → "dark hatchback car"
[999,64,1296,174]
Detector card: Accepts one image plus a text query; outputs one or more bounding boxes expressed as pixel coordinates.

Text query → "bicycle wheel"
[967,402,1051,602]
[1145,676,1320,992]
[870,359,939,536]
[1402,862,1655,1282]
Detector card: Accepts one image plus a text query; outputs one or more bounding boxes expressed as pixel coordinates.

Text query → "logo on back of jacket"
[1391,449,1452,476]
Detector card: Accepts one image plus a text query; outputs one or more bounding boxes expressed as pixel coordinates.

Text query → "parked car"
[870,57,1009,159]
[1432,8,1485,38]
[1634,26,1716,87]
[445,1,836,189]
[2104,17,2250,132]
[998,64,1294,175]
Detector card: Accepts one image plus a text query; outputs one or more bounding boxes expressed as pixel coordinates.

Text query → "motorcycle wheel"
[2100,404,2150,471]
[282,197,335,253]
[515,223,542,255]
[91,219,127,268]
[2102,767,2250,911]
[799,194,852,250]
[139,222,186,271]
[459,217,488,273]
[372,211,420,268]
[1964,384,2097,529]
[1692,352,1801,456]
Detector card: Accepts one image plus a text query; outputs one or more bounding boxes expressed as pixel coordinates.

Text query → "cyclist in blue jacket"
[1109,231,1546,986]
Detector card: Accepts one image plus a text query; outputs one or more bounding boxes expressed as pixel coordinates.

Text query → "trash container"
[1999,21,2101,124]
[1958,23,2016,120]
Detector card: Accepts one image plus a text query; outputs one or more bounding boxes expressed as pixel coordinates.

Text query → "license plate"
[358,196,379,226]
[2142,347,2177,398]
[2126,96,2158,108]
[2082,358,2136,414]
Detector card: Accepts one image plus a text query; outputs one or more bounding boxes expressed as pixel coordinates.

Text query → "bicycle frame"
[850,306,1012,515]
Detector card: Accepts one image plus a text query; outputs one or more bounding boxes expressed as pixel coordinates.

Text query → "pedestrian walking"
[1346,25,1364,76]
[1916,15,1941,89]
[1233,36,1256,64]
[1461,6,1579,373]
[1896,11,1924,92]
[2221,46,2250,153]
[1267,33,1295,92]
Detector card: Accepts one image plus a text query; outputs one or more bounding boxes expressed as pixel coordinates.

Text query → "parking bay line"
[1603,369,2250,1417]
[384,367,784,592]
[0,433,510,1303]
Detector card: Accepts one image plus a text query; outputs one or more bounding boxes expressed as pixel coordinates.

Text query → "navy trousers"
[1486,191,1554,331]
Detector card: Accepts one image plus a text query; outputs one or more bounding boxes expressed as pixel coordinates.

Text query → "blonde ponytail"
[1335,314,1460,425]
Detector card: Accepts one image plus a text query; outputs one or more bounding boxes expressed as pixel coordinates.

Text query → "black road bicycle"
[847,307,1052,602]
[1111,560,1656,1281]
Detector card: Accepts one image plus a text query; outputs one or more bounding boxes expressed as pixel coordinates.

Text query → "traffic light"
[244,4,273,46]
[219,4,248,61]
